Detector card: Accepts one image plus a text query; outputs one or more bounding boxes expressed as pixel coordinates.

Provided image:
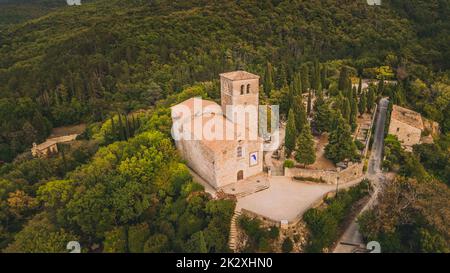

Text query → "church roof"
[220,70,260,81]
[171,97,261,154]
[391,105,424,130]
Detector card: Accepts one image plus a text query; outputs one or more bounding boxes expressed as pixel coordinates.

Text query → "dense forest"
[0,0,67,28]
[0,0,449,252]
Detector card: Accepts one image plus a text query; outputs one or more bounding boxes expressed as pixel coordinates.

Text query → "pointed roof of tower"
[220,70,260,81]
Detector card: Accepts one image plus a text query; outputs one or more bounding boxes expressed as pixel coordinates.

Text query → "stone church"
[171,71,264,189]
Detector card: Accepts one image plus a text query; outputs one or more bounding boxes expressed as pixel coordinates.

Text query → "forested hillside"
[1,0,449,161]
[0,0,449,253]
[0,0,65,28]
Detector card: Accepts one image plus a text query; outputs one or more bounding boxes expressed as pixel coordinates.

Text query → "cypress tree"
[264,62,274,96]
[292,95,307,134]
[325,113,358,164]
[312,93,332,134]
[307,90,312,116]
[111,115,116,139]
[288,82,295,111]
[293,72,302,96]
[378,77,385,95]
[300,64,310,93]
[311,60,321,91]
[295,122,316,167]
[358,91,367,116]
[117,112,125,141]
[132,114,137,136]
[357,77,362,96]
[338,66,349,91]
[350,95,358,131]
[342,98,351,123]
[285,109,297,157]
[320,64,328,90]
[124,114,131,140]
[367,86,375,113]
[276,64,288,89]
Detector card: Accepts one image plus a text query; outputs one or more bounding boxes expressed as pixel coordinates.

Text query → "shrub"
[355,140,365,150]
[284,160,295,168]
[238,215,278,252]
[282,238,294,253]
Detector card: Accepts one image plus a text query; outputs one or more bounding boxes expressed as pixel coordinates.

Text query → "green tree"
[377,77,385,95]
[143,234,169,253]
[320,64,328,90]
[264,62,274,96]
[128,223,150,253]
[104,227,127,253]
[295,123,316,167]
[338,66,349,91]
[367,86,375,113]
[312,94,332,134]
[184,231,208,253]
[293,73,302,97]
[285,109,297,157]
[292,95,307,134]
[307,90,312,116]
[325,113,358,163]
[4,213,78,253]
[349,91,358,131]
[311,60,321,91]
[276,64,288,89]
[341,98,351,123]
[358,91,367,116]
[357,77,362,95]
[300,64,310,92]
[282,238,293,253]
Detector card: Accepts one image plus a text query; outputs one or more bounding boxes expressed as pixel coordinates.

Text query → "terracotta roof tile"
[220,71,260,81]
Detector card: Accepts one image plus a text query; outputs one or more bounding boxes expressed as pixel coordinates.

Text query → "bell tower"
[219,71,260,129]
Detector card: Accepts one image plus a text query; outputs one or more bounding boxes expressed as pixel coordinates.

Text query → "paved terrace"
[236,176,364,223]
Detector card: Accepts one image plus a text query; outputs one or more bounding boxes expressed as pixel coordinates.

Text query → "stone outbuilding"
[31,134,79,158]
[388,105,424,151]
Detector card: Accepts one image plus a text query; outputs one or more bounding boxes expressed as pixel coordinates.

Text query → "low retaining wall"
[284,162,364,185]
[241,208,281,228]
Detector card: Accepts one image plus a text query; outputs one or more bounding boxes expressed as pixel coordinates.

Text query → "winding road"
[333,98,389,253]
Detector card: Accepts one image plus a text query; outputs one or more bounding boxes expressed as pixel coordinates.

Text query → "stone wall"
[284,162,364,185]
[176,139,217,187]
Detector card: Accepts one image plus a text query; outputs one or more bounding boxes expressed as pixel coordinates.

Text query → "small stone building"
[388,105,424,151]
[171,71,264,189]
[31,134,79,158]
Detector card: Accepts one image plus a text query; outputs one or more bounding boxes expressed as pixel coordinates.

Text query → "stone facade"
[171,71,264,189]
[388,105,424,150]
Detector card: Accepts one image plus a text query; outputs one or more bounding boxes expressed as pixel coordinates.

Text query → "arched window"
[240,85,245,95]
[247,84,251,94]
[237,146,243,158]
